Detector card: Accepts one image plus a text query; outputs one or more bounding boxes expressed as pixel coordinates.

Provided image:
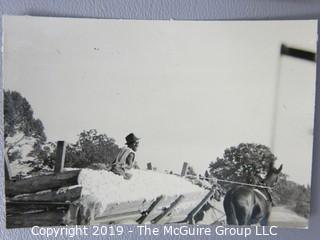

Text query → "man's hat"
[125,133,140,145]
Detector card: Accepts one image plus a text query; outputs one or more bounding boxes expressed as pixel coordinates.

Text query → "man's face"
[130,142,139,152]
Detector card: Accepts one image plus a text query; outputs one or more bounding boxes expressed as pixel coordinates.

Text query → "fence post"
[147,162,152,170]
[180,162,188,177]
[54,141,66,173]
[4,151,12,181]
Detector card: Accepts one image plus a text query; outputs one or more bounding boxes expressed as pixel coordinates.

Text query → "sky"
[3,16,317,185]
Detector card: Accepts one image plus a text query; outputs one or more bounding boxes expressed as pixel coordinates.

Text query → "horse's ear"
[277,164,283,173]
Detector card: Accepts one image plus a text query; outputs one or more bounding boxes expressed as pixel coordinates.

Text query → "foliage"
[4,90,46,162]
[28,142,57,171]
[4,90,46,143]
[208,143,277,185]
[41,129,121,168]
[274,177,311,218]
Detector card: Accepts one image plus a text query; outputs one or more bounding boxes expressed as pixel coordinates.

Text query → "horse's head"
[263,163,283,187]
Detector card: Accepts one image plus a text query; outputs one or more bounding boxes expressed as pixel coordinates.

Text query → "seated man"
[111,133,140,179]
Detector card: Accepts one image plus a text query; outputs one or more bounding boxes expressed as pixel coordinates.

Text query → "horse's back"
[224,186,272,225]
[225,186,255,202]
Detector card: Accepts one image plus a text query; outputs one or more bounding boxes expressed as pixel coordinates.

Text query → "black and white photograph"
[3,16,317,228]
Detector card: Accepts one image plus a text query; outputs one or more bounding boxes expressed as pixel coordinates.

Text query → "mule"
[223,164,283,226]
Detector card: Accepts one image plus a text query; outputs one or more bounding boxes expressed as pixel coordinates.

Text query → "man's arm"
[125,153,135,169]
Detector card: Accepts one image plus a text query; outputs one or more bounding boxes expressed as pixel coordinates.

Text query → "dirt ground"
[269,206,308,228]
[214,199,308,228]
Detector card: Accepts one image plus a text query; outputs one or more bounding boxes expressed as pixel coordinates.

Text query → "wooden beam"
[186,190,214,224]
[6,202,69,216]
[5,170,80,197]
[6,209,67,228]
[147,162,152,170]
[4,152,12,181]
[180,162,188,177]
[55,141,67,173]
[10,185,82,202]
[6,201,70,207]
[151,195,184,224]
[137,195,163,224]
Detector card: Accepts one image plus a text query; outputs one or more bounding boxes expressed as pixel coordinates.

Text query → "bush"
[40,129,120,169]
[274,178,310,218]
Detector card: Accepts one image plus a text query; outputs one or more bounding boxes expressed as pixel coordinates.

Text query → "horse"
[223,164,283,226]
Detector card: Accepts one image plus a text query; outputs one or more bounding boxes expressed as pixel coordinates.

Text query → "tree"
[41,129,121,168]
[208,143,277,185]
[28,142,57,172]
[4,90,46,162]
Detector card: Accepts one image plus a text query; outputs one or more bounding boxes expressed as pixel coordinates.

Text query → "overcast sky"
[3,16,317,185]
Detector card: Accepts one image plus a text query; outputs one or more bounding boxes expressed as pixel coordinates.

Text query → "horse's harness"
[185,174,275,205]
[253,187,274,205]
[253,189,268,201]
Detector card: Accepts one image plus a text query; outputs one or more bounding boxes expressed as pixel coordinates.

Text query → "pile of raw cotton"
[78,169,206,209]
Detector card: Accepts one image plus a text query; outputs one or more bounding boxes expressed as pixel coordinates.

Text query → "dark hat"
[125,133,140,145]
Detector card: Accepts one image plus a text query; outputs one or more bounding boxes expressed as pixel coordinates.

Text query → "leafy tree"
[41,129,120,168]
[208,143,277,185]
[28,142,57,172]
[4,90,46,161]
